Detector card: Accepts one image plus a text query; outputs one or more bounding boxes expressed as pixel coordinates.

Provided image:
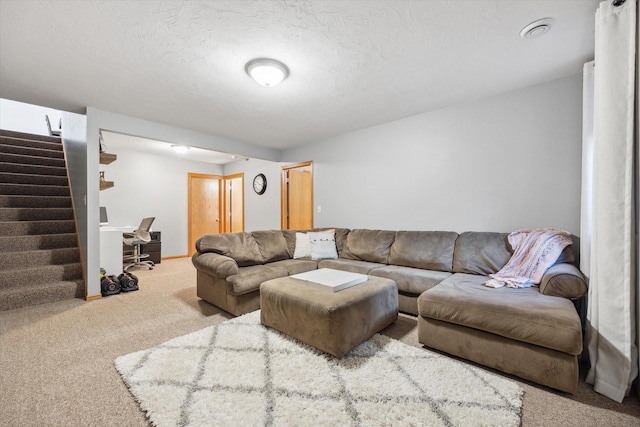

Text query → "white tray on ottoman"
[289,268,368,292]
[260,272,398,358]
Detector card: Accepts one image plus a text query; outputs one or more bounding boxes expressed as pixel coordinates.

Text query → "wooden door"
[281,162,313,229]
[223,173,244,233]
[188,173,222,256]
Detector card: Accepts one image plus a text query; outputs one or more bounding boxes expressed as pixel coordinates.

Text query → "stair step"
[0,195,72,208]
[0,161,67,176]
[0,220,76,236]
[0,233,78,252]
[0,143,64,159]
[0,130,83,311]
[0,280,84,312]
[0,129,62,144]
[0,263,83,290]
[0,135,63,152]
[0,207,74,221]
[0,152,65,168]
[0,247,80,270]
[0,183,70,196]
[0,171,68,186]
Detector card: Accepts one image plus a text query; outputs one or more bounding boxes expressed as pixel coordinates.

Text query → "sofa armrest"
[539,263,588,299]
[192,252,239,279]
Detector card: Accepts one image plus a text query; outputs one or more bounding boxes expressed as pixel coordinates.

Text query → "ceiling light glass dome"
[245,58,289,87]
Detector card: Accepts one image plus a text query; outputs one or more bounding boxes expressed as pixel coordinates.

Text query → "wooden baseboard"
[86,294,102,301]
[162,255,189,260]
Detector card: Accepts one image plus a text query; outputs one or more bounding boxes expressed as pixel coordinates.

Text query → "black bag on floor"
[101,274,121,296]
[118,272,139,292]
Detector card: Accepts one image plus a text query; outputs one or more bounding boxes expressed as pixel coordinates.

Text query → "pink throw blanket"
[484,228,572,289]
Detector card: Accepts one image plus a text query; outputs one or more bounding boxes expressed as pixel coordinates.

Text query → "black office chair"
[123,217,155,272]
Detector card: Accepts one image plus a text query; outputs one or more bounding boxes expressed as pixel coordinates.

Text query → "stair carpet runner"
[0,129,84,311]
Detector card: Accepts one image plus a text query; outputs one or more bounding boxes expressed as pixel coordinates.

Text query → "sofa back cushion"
[281,229,299,257]
[453,232,513,275]
[252,230,290,263]
[389,231,458,272]
[342,229,396,264]
[196,232,264,266]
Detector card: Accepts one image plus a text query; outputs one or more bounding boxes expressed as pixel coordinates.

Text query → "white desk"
[99,226,135,275]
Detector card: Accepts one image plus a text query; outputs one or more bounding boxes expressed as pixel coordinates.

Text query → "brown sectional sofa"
[191,227,587,393]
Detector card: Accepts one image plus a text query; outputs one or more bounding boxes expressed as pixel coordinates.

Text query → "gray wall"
[223,158,285,231]
[282,74,583,235]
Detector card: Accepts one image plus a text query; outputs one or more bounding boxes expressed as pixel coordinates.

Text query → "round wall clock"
[253,173,267,195]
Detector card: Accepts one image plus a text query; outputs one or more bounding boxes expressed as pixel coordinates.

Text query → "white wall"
[60,112,88,294]
[282,74,583,235]
[0,98,62,136]
[99,149,223,257]
[223,158,285,231]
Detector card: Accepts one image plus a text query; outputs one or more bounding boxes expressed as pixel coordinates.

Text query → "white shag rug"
[115,311,523,426]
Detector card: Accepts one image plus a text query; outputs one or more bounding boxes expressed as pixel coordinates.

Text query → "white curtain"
[582,0,639,403]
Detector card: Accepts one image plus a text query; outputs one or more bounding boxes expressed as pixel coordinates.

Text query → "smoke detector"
[520,18,555,39]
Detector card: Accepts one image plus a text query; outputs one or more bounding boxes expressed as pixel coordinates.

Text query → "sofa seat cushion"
[267,259,318,276]
[226,265,288,296]
[369,265,451,296]
[417,273,582,355]
[317,258,385,274]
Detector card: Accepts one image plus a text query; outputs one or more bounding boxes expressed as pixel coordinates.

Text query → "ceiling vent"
[520,18,555,39]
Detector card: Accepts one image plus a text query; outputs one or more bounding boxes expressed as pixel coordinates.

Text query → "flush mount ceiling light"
[171,144,190,153]
[245,58,289,87]
[520,18,555,39]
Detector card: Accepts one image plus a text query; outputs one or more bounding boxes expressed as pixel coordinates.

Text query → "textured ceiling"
[0,1,598,150]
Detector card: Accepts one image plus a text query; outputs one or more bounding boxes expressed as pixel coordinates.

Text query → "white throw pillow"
[293,232,311,259]
[309,231,338,260]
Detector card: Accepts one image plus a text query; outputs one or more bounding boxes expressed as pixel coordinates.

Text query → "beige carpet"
[0,257,638,426]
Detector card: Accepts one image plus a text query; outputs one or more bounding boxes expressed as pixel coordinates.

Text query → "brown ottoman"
[260,275,398,358]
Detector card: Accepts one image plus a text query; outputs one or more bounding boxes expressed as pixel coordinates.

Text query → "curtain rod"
[612,0,626,6]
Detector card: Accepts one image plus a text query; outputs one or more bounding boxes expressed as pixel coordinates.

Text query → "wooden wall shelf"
[100,151,117,190]
[100,181,114,191]
[100,152,117,165]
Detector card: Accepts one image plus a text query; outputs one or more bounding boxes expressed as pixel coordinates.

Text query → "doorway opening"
[188,172,244,256]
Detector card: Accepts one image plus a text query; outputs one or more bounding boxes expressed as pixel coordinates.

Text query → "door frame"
[188,173,223,256]
[223,173,244,233]
[281,161,313,229]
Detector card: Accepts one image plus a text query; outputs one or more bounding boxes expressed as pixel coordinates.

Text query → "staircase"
[0,129,84,311]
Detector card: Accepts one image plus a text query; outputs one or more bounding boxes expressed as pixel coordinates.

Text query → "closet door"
[188,173,222,256]
[281,162,313,230]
